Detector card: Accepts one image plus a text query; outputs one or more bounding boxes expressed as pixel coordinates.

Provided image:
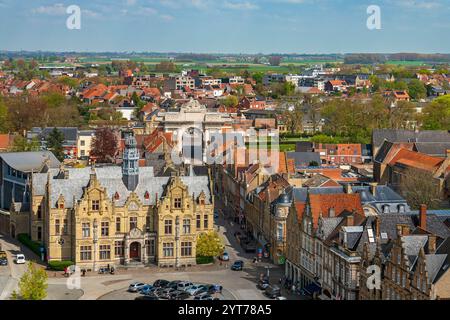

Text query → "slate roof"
[401,235,428,267]
[287,152,321,168]
[425,254,448,284]
[352,185,406,203]
[414,142,450,157]
[372,129,450,152]
[0,151,60,172]
[32,166,212,209]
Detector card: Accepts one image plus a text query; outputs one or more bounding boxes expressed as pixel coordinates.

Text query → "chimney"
[420,204,427,230]
[375,216,381,238]
[346,215,354,226]
[428,235,437,254]
[329,207,335,217]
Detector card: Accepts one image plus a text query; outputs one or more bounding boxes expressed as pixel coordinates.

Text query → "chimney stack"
[329,207,335,217]
[370,183,377,197]
[346,215,354,226]
[420,204,427,230]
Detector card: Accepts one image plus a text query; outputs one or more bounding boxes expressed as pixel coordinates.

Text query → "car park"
[231,260,244,271]
[167,280,182,289]
[128,282,146,293]
[153,279,170,288]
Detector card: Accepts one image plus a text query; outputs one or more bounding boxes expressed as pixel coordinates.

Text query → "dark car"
[257,279,270,290]
[264,285,281,299]
[231,260,244,271]
[135,295,159,300]
[159,287,177,299]
[198,284,219,294]
[0,258,8,266]
[153,279,170,288]
[167,280,182,289]
[169,290,190,300]
[194,293,214,300]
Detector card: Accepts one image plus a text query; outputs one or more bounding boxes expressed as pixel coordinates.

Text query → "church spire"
[122,132,139,191]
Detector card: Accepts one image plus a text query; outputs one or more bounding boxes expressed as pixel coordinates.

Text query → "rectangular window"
[174,198,182,209]
[37,205,42,220]
[81,140,85,146]
[99,245,111,260]
[164,220,173,235]
[37,226,42,241]
[181,242,192,257]
[92,200,100,211]
[55,219,60,235]
[80,246,92,261]
[81,150,85,156]
[63,219,68,235]
[116,217,121,233]
[203,215,209,229]
[146,239,155,256]
[196,215,201,229]
[101,222,109,236]
[82,223,90,238]
[146,216,151,230]
[115,241,124,257]
[130,217,138,230]
[183,219,191,234]
[163,243,174,257]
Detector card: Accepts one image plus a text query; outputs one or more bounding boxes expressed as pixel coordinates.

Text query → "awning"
[303,282,321,295]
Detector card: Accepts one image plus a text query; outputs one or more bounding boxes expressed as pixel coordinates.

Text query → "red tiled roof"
[389,148,444,172]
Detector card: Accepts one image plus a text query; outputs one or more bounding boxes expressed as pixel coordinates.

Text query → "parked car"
[169,290,190,300]
[15,254,26,264]
[135,295,159,300]
[198,284,219,294]
[186,285,207,296]
[153,279,170,288]
[194,293,214,300]
[140,285,157,295]
[264,285,281,299]
[221,252,230,261]
[177,281,194,292]
[257,280,270,290]
[128,282,146,293]
[159,287,177,299]
[167,280,182,289]
[0,258,8,266]
[231,260,244,271]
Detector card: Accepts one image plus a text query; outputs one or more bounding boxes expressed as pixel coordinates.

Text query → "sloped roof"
[0,151,60,172]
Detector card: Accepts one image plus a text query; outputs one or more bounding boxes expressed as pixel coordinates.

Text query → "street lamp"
[93,219,98,271]
[175,216,180,269]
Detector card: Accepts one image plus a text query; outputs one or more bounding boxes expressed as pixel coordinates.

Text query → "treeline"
[344,53,450,64]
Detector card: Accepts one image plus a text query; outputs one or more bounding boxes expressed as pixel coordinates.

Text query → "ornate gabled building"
[10,133,214,269]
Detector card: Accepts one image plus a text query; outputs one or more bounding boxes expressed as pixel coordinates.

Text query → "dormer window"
[59,203,64,209]
[114,192,120,200]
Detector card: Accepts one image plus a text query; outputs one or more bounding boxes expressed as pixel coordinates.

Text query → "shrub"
[17,234,42,257]
[196,256,214,265]
[47,260,74,271]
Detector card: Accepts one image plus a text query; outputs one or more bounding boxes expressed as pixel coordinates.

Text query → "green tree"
[46,128,65,161]
[407,79,427,100]
[11,135,40,152]
[222,95,239,108]
[12,262,48,300]
[421,95,450,130]
[0,97,8,133]
[196,231,223,258]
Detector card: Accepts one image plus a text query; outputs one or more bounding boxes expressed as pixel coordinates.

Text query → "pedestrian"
[292,284,296,294]
[279,278,282,285]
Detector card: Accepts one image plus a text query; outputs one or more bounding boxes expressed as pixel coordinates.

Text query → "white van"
[15,254,26,264]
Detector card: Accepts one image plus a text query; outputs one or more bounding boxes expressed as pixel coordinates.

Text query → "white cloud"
[32,3,66,16]
[388,0,442,10]
[224,1,259,10]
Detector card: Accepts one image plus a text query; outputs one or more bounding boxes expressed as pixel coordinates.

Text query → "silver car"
[128,282,146,292]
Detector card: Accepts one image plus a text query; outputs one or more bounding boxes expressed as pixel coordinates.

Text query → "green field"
[386,60,432,66]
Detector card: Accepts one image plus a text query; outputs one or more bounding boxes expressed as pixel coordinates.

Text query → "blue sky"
[0,0,450,53]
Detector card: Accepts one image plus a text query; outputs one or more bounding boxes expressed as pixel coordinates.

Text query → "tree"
[268,56,282,66]
[389,101,417,130]
[46,128,65,161]
[12,262,48,300]
[421,95,450,130]
[281,100,303,134]
[196,231,223,258]
[0,97,8,133]
[11,135,40,152]
[399,168,442,210]
[222,95,239,108]
[91,127,118,163]
[407,79,427,100]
